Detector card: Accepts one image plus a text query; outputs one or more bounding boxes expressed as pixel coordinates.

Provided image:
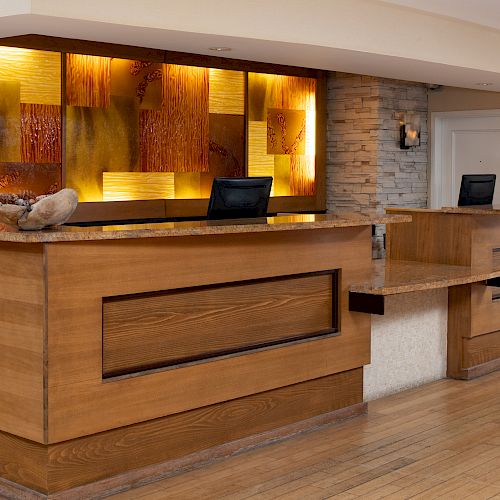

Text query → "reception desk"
[0,212,409,498]
[387,207,500,380]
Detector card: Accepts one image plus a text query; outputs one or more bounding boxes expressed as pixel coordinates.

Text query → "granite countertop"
[0,212,411,243]
[350,259,500,296]
[387,206,500,215]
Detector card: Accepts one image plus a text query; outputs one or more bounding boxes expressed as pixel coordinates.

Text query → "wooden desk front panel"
[45,228,372,443]
[0,243,45,443]
[103,272,337,377]
[470,217,500,337]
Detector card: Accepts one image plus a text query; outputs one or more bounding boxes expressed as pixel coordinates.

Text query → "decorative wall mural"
[20,103,61,163]
[266,108,306,155]
[136,69,163,103]
[66,54,111,108]
[0,47,317,202]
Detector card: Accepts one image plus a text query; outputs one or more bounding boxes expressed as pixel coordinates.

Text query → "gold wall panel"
[174,173,201,199]
[20,103,61,163]
[0,47,60,105]
[267,108,306,155]
[247,121,274,196]
[66,95,140,202]
[103,172,174,201]
[0,81,21,163]
[162,64,209,173]
[274,156,291,197]
[208,69,245,115]
[66,54,111,108]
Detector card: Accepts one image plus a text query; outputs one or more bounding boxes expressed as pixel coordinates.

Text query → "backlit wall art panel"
[248,73,316,196]
[0,44,318,203]
[0,47,61,196]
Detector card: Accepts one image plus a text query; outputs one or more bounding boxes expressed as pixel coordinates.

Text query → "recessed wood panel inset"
[103,271,338,377]
[66,54,111,108]
[20,103,61,163]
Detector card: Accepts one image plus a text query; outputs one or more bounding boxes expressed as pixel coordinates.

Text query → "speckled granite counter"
[350,259,500,296]
[387,206,500,216]
[0,212,411,243]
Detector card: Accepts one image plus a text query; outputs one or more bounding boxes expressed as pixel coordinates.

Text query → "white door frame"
[431,109,500,208]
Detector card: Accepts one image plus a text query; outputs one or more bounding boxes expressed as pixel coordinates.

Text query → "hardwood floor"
[105,371,500,499]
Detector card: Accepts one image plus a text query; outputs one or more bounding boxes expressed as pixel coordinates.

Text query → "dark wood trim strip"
[0,34,320,78]
[0,34,165,62]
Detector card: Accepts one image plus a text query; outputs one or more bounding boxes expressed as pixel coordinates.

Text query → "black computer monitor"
[458,174,496,206]
[207,177,273,220]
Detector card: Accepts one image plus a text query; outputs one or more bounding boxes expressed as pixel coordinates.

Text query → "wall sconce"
[400,114,421,150]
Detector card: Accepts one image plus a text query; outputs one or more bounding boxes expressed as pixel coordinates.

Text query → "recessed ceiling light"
[209,47,232,52]
[475,82,493,86]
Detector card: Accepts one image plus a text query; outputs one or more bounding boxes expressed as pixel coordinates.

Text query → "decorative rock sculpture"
[0,189,78,230]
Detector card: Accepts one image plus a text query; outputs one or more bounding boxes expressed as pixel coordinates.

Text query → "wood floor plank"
[105,372,500,500]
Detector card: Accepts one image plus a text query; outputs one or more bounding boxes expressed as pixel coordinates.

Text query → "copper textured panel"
[66,54,111,108]
[0,47,60,105]
[267,108,306,155]
[139,109,164,172]
[65,95,140,202]
[162,64,209,173]
[20,103,61,163]
[290,155,315,196]
[208,69,245,115]
[0,162,60,197]
[201,114,245,197]
[103,172,174,201]
[0,81,21,163]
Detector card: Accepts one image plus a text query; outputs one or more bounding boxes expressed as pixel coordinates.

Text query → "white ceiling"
[381,0,500,31]
[3,0,500,92]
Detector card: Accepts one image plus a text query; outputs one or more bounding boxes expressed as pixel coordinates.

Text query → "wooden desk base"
[0,369,363,497]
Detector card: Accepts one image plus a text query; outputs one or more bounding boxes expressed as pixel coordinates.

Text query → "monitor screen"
[458,174,496,206]
[207,177,273,220]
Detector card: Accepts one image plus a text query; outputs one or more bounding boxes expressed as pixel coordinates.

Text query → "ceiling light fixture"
[209,47,232,52]
[475,82,493,86]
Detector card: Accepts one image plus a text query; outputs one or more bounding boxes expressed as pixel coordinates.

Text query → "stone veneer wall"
[326,72,428,256]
